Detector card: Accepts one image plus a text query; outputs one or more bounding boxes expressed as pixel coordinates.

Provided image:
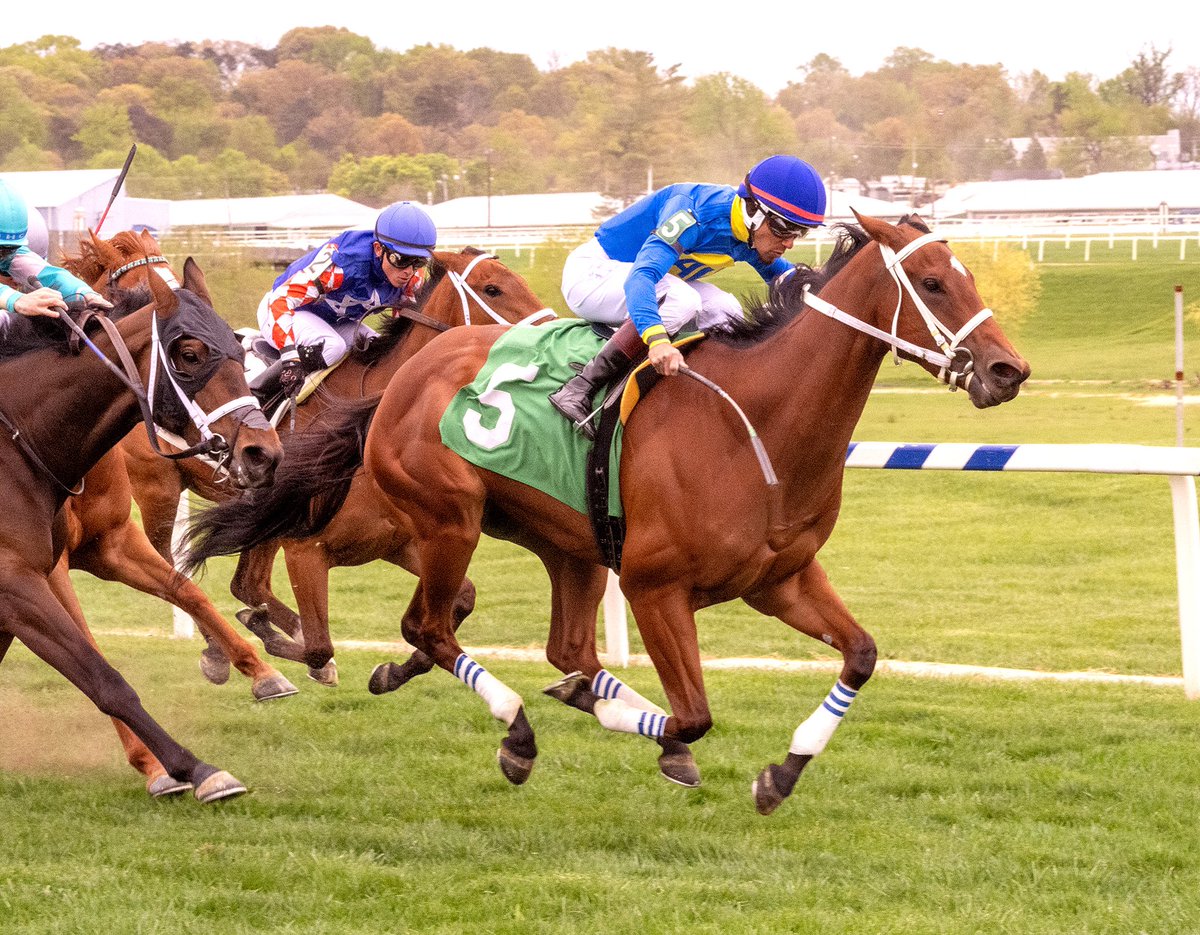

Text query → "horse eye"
[484,285,502,298]
[921,278,942,293]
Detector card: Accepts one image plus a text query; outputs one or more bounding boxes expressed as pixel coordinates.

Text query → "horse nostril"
[237,444,280,486]
[989,359,1030,387]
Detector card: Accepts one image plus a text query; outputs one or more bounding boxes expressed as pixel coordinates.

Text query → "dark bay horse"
[0,265,283,803]
[61,230,298,706]
[186,212,1029,808]
[137,250,555,685]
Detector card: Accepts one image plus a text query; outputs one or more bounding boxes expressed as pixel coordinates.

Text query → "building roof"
[932,170,1200,217]
[168,193,377,230]
[425,192,615,229]
[0,169,121,208]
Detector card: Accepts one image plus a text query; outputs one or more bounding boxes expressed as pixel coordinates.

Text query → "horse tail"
[179,396,379,574]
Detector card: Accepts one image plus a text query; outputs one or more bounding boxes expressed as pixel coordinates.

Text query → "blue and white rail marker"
[602,443,1200,700]
[845,442,1200,699]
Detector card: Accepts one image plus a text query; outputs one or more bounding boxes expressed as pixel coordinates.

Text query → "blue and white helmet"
[0,179,30,248]
[374,201,437,260]
[737,155,826,234]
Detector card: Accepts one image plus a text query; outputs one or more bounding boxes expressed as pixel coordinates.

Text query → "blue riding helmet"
[0,179,30,248]
[374,201,437,260]
[738,155,827,231]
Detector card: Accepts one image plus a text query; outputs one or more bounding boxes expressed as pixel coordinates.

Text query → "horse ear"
[148,256,178,318]
[88,229,125,269]
[182,257,214,306]
[852,209,908,251]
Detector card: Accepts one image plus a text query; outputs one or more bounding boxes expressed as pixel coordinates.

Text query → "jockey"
[549,154,826,438]
[0,179,112,326]
[255,200,437,397]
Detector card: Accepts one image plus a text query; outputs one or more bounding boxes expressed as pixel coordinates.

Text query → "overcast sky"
[6,1,1197,96]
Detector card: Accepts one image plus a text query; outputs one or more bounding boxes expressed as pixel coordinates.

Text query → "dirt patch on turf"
[0,683,124,776]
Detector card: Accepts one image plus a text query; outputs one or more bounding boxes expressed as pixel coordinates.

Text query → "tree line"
[2,28,1196,207]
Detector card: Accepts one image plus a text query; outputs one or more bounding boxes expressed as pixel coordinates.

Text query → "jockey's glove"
[279,357,305,398]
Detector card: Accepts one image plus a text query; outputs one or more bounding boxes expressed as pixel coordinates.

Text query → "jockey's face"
[374,241,425,288]
[750,220,797,263]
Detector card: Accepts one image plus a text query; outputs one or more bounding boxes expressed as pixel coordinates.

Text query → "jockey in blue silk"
[256,200,437,397]
[549,154,827,438]
[0,179,112,327]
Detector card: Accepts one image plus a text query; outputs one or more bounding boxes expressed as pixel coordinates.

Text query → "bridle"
[799,230,994,391]
[445,253,556,328]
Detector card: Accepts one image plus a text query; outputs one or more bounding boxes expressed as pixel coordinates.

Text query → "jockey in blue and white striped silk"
[549,155,827,439]
[256,200,437,397]
[0,179,112,326]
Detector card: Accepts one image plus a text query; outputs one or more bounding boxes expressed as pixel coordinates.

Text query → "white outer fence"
[601,442,1200,700]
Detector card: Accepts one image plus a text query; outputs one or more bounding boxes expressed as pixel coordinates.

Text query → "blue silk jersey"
[594,183,793,336]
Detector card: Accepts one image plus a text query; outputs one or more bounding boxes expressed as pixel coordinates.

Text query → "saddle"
[239,331,336,422]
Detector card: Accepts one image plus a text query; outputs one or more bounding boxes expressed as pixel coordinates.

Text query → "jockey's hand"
[85,291,113,310]
[649,341,683,377]
[279,358,305,398]
[12,287,67,318]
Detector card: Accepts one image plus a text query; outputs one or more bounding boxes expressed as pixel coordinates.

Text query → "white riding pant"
[561,237,744,334]
[256,296,377,367]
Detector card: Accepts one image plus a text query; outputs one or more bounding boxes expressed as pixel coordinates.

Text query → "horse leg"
[367,575,475,695]
[404,532,537,786]
[47,557,185,795]
[68,523,298,702]
[536,555,700,788]
[0,630,13,664]
[230,540,304,640]
[7,564,246,803]
[742,559,877,816]
[280,540,339,685]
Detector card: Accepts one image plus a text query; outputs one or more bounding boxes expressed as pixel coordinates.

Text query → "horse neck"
[722,256,894,490]
[5,308,153,498]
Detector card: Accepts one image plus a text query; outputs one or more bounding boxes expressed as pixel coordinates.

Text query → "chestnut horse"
[134,250,555,685]
[60,230,298,709]
[186,212,1029,808]
[0,267,283,803]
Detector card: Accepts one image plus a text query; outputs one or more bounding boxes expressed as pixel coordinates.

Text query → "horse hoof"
[194,770,248,804]
[752,766,787,816]
[497,746,535,786]
[252,673,299,701]
[542,671,590,706]
[368,662,400,695]
[198,649,231,686]
[307,659,338,686]
[658,750,701,788]
[147,774,193,798]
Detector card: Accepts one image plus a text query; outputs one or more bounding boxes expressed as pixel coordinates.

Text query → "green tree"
[686,73,798,183]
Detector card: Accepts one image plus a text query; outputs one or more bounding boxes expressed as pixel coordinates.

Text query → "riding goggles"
[763,210,815,239]
[380,247,429,270]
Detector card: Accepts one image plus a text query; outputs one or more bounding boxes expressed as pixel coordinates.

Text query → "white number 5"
[462,361,540,450]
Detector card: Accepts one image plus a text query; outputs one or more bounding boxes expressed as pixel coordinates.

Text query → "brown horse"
[60,230,298,708]
[133,250,555,685]
[0,264,283,803]
[185,212,1029,807]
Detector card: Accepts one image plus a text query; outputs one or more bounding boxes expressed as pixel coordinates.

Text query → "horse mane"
[0,286,151,362]
[63,230,156,284]
[355,247,489,366]
[712,215,933,348]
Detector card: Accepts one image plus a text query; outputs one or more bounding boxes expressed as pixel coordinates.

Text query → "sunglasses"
[380,247,428,271]
[763,213,813,239]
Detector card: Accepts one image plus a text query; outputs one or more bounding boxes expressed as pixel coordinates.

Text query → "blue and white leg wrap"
[789,681,858,757]
[453,653,523,726]
[591,668,667,715]
[593,698,668,738]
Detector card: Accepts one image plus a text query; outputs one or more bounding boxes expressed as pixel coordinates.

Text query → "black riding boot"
[549,320,646,440]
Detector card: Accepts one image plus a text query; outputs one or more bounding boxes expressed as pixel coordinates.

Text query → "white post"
[1176,285,1185,448]
[170,493,195,639]
[1168,475,1200,699]
[602,570,629,667]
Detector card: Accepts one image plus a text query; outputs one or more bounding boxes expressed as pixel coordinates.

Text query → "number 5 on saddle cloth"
[438,318,704,570]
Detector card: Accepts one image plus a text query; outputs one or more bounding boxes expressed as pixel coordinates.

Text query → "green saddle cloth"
[439,319,624,517]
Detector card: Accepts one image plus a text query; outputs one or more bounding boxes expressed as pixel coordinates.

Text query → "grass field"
[1,243,1199,933]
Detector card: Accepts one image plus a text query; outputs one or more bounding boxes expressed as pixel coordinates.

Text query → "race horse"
[0,261,283,803]
[60,230,298,707]
[181,212,1029,809]
[131,249,555,685]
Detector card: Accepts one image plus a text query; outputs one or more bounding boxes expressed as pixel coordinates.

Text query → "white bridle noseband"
[801,231,993,391]
[448,252,557,328]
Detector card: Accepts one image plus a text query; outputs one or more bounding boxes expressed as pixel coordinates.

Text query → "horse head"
[425,249,556,328]
[850,210,1030,409]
